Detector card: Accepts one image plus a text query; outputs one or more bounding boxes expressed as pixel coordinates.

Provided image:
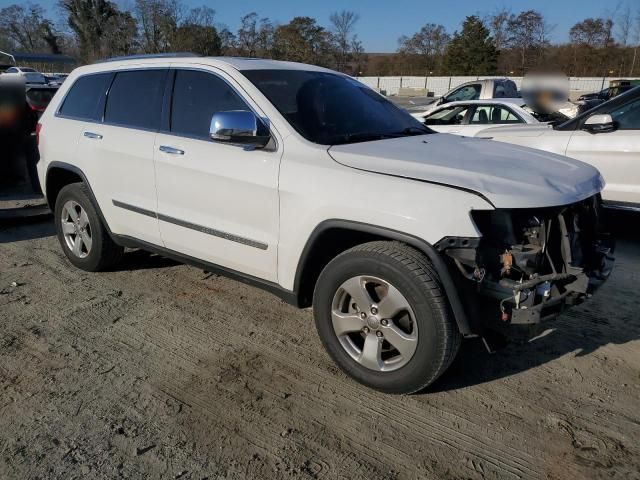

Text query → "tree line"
[0,1,639,77]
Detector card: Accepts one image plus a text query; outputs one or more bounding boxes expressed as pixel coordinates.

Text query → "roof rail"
[96,52,200,64]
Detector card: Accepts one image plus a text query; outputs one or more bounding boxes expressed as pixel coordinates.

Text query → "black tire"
[313,241,461,394]
[54,182,123,271]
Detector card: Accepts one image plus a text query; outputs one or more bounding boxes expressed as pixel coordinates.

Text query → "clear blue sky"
[3,0,628,52]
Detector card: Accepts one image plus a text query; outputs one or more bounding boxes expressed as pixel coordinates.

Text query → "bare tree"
[329,10,359,71]
[398,23,450,73]
[0,3,63,53]
[237,12,273,57]
[507,10,550,74]
[134,0,182,53]
[487,8,511,50]
[616,3,632,46]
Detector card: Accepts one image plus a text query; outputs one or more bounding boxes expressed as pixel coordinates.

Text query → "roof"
[92,54,333,73]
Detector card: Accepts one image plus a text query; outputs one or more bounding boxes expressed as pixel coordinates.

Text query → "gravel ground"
[0,209,639,480]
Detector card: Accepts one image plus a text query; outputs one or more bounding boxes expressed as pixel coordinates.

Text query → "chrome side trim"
[157,213,268,250]
[112,199,157,218]
[111,199,267,250]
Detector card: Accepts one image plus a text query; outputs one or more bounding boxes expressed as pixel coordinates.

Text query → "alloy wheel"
[331,275,418,372]
[60,200,92,259]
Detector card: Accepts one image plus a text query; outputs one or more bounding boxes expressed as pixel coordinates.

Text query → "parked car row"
[36,55,614,394]
[0,66,67,86]
[473,86,640,209]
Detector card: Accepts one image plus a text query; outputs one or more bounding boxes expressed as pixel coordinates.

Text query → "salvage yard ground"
[0,209,639,480]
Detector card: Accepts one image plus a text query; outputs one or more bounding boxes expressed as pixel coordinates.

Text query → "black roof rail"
[96,53,200,64]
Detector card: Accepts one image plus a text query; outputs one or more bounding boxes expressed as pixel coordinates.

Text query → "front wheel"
[313,241,461,394]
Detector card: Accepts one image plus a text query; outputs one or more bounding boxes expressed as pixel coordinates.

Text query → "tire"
[313,241,461,394]
[54,182,123,272]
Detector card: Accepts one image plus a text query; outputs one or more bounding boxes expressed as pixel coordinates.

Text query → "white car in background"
[412,99,540,136]
[475,87,640,209]
[1,66,47,84]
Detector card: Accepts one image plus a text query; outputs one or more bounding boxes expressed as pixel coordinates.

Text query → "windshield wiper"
[341,132,401,143]
[393,126,432,135]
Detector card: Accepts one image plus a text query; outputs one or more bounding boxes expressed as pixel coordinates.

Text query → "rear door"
[565,96,640,205]
[44,72,113,194]
[73,67,168,245]
[153,66,281,281]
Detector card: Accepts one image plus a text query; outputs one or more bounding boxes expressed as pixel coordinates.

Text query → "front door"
[153,66,281,282]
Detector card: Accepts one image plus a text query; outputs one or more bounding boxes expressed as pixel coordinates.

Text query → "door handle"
[83,131,103,140]
[159,145,185,155]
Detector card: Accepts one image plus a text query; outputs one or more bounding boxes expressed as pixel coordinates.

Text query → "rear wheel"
[54,183,123,271]
[313,241,461,394]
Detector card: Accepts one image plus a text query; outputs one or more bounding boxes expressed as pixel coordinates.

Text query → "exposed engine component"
[437,195,614,326]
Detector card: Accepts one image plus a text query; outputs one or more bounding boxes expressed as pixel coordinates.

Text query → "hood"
[328,134,604,209]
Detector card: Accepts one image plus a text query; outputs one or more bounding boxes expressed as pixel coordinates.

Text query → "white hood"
[328,134,604,209]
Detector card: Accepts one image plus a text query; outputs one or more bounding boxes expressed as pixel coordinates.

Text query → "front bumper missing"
[441,195,615,328]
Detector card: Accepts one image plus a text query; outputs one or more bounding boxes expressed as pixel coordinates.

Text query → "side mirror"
[436,97,445,106]
[210,110,271,147]
[583,113,616,134]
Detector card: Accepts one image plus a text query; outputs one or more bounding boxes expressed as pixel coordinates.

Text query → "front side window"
[243,69,429,145]
[446,84,481,102]
[58,73,112,120]
[423,106,470,125]
[104,69,166,130]
[470,106,522,125]
[609,98,640,129]
[170,70,249,138]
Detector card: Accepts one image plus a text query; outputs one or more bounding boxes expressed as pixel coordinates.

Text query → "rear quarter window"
[58,73,113,120]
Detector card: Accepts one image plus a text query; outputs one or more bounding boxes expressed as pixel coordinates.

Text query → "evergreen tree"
[443,16,498,75]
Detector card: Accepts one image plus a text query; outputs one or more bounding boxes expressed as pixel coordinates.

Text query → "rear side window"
[170,70,248,138]
[105,70,167,130]
[58,73,112,120]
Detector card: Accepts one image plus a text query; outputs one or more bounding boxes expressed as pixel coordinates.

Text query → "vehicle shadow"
[0,216,55,243]
[114,249,180,271]
[0,217,178,270]
[428,210,640,393]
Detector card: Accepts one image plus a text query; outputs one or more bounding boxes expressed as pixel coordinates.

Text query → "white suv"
[37,55,614,394]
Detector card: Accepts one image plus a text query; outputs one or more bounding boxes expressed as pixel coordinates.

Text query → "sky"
[1,0,630,52]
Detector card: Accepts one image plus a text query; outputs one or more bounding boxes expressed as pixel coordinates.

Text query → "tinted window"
[105,70,166,130]
[6,67,17,73]
[610,98,640,129]
[244,69,430,145]
[424,106,470,125]
[171,70,248,138]
[59,73,112,120]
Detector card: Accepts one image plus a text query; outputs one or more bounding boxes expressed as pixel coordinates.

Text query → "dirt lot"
[0,207,639,480]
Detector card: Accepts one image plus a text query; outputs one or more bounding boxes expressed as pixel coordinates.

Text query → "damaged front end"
[436,195,614,331]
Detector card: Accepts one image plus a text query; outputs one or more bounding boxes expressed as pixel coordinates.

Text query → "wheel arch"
[45,161,114,236]
[293,219,473,336]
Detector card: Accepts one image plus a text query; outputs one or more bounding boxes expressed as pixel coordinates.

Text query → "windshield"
[243,69,431,145]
